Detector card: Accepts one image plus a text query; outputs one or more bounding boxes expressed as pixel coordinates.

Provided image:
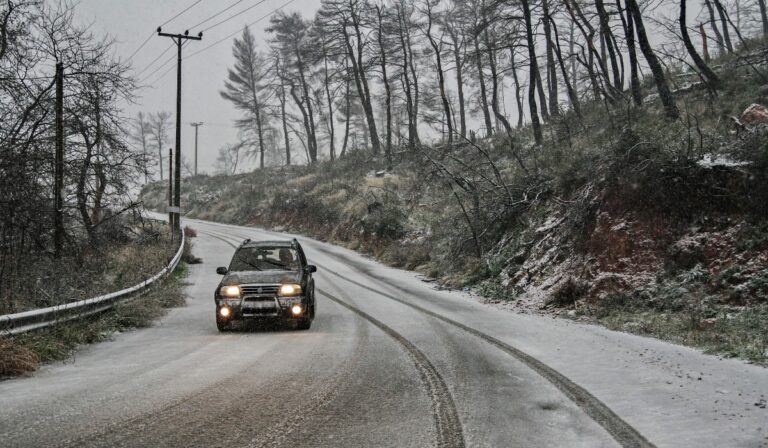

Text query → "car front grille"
[241,284,279,299]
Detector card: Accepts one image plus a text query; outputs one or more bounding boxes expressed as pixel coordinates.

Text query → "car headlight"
[279,284,302,296]
[220,285,241,298]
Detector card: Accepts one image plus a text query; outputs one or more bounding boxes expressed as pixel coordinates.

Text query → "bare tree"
[130,112,152,184]
[147,112,172,180]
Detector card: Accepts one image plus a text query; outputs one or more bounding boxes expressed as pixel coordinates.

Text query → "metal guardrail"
[0,226,186,336]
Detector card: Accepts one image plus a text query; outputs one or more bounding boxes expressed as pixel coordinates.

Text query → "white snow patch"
[535,216,564,234]
[697,154,751,168]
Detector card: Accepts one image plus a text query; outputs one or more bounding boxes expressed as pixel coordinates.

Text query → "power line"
[126,33,155,62]
[136,0,277,84]
[127,0,206,62]
[135,0,247,80]
[160,0,206,27]
[187,0,296,60]
[143,0,296,87]
[139,53,175,84]
[200,0,271,33]
[142,41,191,86]
[135,43,175,77]
[187,0,247,31]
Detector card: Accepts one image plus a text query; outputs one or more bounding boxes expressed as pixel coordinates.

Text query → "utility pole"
[190,122,204,176]
[168,147,173,231]
[157,27,202,231]
[54,62,64,258]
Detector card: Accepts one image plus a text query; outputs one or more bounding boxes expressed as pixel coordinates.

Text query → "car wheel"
[296,317,312,330]
[217,319,232,332]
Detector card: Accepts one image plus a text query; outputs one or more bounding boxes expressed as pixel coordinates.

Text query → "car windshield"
[229,247,300,272]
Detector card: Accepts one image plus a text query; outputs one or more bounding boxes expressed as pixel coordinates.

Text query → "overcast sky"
[72,0,321,175]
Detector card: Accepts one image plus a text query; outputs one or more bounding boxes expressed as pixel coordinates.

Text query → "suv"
[214,239,317,331]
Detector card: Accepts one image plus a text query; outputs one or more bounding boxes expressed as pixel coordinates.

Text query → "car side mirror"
[306,265,317,273]
[216,267,228,275]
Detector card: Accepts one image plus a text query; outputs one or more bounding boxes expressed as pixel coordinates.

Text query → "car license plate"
[243,301,276,310]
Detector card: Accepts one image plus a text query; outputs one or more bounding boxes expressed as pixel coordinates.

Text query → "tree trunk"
[295,47,317,163]
[699,23,710,63]
[91,161,106,226]
[566,0,615,99]
[376,6,392,166]
[712,0,733,52]
[0,1,14,61]
[564,1,603,101]
[473,37,494,137]
[401,62,416,149]
[618,0,643,106]
[551,16,582,117]
[509,48,525,128]
[345,20,381,155]
[596,0,623,92]
[277,63,291,166]
[758,0,768,37]
[398,3,421,146]
[76,142,94,241]
[680,0,721,89]
[397,10,417,149]
[521,0,544,145]
[485,32,513,136]
[255,105,265,169]
[541,0,559,116]
[626,0,679,119]
[157,130,164,181]
[535,59,550,120]
[427,9,453,147]
[324,55,336,161]
[449,30,467,139]
[704,0,725,54]
[569,20,578,102]
[341,58,351,157]
[289,81,313,163]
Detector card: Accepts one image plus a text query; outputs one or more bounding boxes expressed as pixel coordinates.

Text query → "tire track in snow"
[201,229,466,448]
[201,224,654,448]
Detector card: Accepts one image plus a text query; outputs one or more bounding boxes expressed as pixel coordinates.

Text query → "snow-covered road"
[1,217,765,447]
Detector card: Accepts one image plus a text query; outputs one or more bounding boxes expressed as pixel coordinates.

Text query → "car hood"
[222,271,302,285]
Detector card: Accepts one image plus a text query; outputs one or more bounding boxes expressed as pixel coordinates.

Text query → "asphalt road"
[1,218,766,448]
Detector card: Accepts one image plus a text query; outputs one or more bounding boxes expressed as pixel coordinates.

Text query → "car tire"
[296,317,312,330]
[217,320,232,332]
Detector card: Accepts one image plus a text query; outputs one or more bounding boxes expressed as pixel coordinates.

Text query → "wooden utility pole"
[157,28,202,231]
[190,122,203,176]
[168,147,173,230]
[54,62,64,258]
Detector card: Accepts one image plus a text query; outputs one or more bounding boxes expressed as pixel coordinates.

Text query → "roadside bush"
[0,339,39,377]
[361,200,406,240]
[183,226,198,238]
[548,277,588,307]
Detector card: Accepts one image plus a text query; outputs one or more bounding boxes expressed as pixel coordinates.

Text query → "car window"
[229,247,300,272]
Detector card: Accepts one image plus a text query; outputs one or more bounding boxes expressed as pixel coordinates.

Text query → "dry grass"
[0,339,40,377]
[0,240,190,379]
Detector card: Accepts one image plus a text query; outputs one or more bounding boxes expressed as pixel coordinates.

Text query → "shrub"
[548,277,588,307]
[0,339,39,377]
